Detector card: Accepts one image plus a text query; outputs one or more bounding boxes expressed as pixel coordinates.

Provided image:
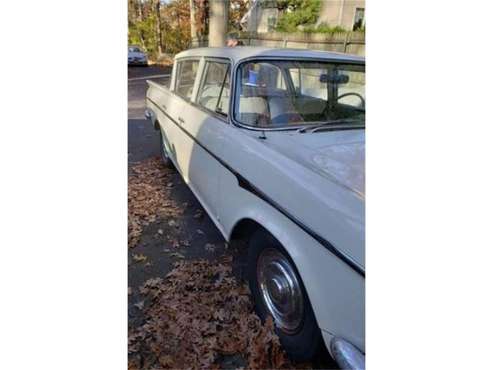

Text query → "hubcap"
[257,248,304,334]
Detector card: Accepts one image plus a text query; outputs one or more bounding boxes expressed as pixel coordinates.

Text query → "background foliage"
[128,0,192,58]
[128,0,250,59]
[128,0,360,59]
[275,0,321,32]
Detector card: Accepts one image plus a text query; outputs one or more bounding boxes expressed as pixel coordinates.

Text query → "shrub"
[275,0,321,33]
[303,23,348,34]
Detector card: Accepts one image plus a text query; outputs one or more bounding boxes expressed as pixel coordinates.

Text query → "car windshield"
[129,47,142,53]
[234,60,365,129]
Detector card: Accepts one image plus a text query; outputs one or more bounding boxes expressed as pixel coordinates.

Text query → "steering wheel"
[337,92,365,108]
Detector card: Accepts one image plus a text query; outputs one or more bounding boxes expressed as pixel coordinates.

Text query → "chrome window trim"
[229,56,365,132]
[196,58,232,121]
[173,57,201,101]
[170,55,234,124]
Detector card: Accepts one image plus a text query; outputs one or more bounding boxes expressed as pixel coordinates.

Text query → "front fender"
[222,184,365,353]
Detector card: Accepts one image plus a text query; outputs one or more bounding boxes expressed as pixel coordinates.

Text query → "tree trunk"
[208,0,229,47]
[189,0,198,47]
[155,0,163,54]
[137,0,145,48]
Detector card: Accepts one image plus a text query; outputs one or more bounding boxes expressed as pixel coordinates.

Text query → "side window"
[197,61,231,116]
[353,8,365,31]
[175,59,199,100]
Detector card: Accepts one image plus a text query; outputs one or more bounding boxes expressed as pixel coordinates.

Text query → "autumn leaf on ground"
[169,252,185,259]
[128,157,184,249]
[128,259,296,370]
[205,243,217,253]
[132,254,147,263]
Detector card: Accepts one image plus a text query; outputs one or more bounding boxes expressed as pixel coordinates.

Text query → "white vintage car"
[145,47,365,369]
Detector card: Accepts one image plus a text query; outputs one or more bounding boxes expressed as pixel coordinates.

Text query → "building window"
[353,8,365,31]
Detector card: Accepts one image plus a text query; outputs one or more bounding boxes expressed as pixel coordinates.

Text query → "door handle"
[161,104,167,110]
[178,117,185,124]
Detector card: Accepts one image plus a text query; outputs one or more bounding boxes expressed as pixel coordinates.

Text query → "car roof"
[175,47,364,64]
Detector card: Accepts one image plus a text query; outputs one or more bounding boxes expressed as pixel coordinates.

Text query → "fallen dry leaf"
[205,243,217,253]
[128,157,184,248]
[169,252,185,259]
[132,254,147,263]
[128,259,295,370]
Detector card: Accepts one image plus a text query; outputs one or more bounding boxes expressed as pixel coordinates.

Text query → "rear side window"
[197,61,231,116]
[175,59,199,100]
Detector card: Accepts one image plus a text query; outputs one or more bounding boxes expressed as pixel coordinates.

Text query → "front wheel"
[247,230,322,361]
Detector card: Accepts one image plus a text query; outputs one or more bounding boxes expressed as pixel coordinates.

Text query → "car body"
[145,47,365,368]
[128,45,148,66]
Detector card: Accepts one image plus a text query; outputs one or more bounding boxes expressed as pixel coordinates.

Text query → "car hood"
[265,129,365,198]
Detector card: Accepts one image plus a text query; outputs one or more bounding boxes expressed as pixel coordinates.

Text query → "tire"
[159,129,174,169]
[247,229,322,361]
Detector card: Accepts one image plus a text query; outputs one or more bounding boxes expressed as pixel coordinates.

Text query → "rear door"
[146,80,182,168]
[166,58,201,175]
[173,58,232,223]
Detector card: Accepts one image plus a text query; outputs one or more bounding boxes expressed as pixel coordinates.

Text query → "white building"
[241,0,365,33]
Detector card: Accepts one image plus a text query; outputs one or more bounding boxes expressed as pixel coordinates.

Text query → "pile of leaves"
[129,257,295,370]
[128,157,183,248]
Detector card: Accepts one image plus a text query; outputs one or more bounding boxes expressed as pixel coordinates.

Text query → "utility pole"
[208,0,229,47]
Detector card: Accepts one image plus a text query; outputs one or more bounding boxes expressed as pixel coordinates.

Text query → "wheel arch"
[144,106,160,130]
[229,217,264,243]
[224,209,365,353]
